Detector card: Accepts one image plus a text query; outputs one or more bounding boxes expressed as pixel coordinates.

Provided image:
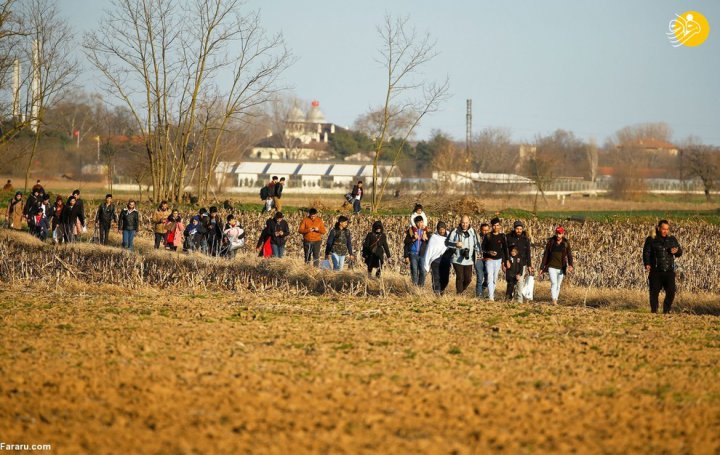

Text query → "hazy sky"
[59,0,720,144]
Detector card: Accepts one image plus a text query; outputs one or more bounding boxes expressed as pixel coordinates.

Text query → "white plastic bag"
[522,275,535,301]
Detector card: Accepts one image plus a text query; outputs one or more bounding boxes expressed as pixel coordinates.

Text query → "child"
[223,216,245,258]
[408,203,428,227]
[506,245,524,300]
[362,220,391,277]
[183,216,201,252]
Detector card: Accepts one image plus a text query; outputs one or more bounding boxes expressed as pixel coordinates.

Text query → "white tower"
[30,39,41,133]
[12,59,20,120]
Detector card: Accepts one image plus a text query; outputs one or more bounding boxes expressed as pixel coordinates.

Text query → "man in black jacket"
[256,212,290,258]
[96,194,116,245]
[643,220,683,314]
[506,220,532,273]
[118,200,140,251]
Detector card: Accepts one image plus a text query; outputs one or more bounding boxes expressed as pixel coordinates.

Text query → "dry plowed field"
[1,284,719,454]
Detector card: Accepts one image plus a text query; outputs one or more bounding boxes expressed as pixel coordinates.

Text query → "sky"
[58,0,720,145]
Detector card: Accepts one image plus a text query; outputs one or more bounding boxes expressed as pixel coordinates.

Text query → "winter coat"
[540,236,574,273]
[6,197,24,229]
[326,227,353,256]
[96,203,117,226]
[506,256,524,281]
[408,211,428,228]
[403,226,429,258]
[351,185,363,200]
[506,231,532,267]
[60,204,83,231]
[50,201,64,230]
[298,217,327,242]
[152,209,171,234]
[446,227,482,265]
[274,183,284,198]
[165,219,185,248]
[643,231,682,272]
[482,232,510,262]
[118,208,140,231]
[256,218,290,248]
[363,222,391,263]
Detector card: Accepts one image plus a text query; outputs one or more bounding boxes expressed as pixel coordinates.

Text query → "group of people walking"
[4,182,684,312]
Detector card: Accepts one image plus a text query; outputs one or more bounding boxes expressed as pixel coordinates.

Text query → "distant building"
[250,100,344,160]
[215,160,400,190]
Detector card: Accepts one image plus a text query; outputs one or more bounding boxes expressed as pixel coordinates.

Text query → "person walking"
[643,220,683,314]
[50,195,64,243]
[446,216,482,295]
[69,189,86,232]
[404,216,429,286]
[256,212,290,258]
[298,208,327,266]
[164,210,184,251]
[506,220,533,273]
[152,201,171,249]
[362,220,391,278]
[476,223,491,297]
[60,196,83,243]
[2,179,12,192]
[482,217,509,301]
[424,221,453,295]
[505,246,524,300]
[96,194,117,245]
[206,207,224,256]
[260,176,278,213]
[350,181,363,215]
[540,226,574,304]
[273,177,285,213]
[118,200,140,251]
[6,191,24,230]
[325,215,353,270]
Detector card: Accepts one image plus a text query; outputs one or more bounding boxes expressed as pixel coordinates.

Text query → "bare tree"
[353,105,416,141]
[684,143,720,201]
[369,14,449,212]
[19,0,78,191]
[84,0,290,203]
[614,122,672,146]
[471,127,515,173]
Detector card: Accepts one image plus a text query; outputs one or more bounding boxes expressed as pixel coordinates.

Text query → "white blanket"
[423,234,448,273]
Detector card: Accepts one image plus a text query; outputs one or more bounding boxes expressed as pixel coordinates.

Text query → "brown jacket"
[298,216,327,242]
[152,209,171,234]
[7,198,24,229]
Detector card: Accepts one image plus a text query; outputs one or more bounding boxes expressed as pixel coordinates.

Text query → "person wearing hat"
[362,220,391,277]
[507,220,533,273]
[642,219,682,314]
[6,191,24,230]
[482,217,510,301]
[256,211,290,258]
[325,215,354,270]
[540,226,574,304]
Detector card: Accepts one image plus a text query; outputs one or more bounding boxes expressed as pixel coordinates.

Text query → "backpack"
[260,186,269,200]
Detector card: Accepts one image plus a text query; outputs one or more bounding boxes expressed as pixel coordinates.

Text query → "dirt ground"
[1,283,719,454]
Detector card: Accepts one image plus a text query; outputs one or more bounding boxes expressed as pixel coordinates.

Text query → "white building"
[215,160,400,191]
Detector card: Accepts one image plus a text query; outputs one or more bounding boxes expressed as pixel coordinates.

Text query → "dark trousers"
[99,223,111,245]
[154,233,165,249]
[649,270,676,313]
[431,258,451,294]
[366,257,384,277]
[453,263,473,295]
[506,278,518,299]
[303,241,322,266]
[353,199,361,214]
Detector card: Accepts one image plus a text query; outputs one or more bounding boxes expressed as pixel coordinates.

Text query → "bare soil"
[1,284,719,454]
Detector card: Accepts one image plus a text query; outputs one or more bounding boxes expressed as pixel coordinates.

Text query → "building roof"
[217,160,398,177]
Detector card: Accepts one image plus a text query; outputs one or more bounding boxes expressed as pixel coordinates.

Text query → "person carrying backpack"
[362,220,391,277]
